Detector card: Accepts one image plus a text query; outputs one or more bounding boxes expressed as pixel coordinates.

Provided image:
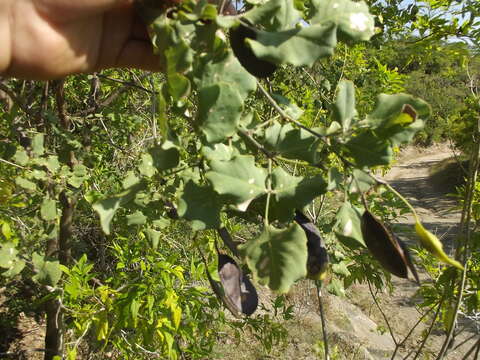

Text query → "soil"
[345,143,478,359]
[3,144,479,359]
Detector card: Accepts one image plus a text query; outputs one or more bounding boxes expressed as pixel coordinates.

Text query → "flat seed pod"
[396,234,420,284]
[204,263,241,318]
[361,210,409,279]
[294,210,329,280]
[218,254,259,316]
[229,23,277,78]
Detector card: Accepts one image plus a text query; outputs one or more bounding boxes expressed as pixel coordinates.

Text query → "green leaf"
[197,83,243,143]
[139,153,156,177]
[326,278,345,296]
[177,181,222,230]
[248,24,337,67]
[271,94,304,120]
[149,141,180,171]
[270,168,327,222]
[264,123,320,163]
[31,133,45,156]
[68,164,88,188]
[32,253,62,286]
[122,171,140,189]
[45,156,60,173]
[344,130,393,167]
[327,167,343,191]
[145,228,161,249]
[167,73,191,101]
[202,144,238,162]
[198,52,257,100]
[333,80,356,131]
[206,155,267,211]
[92,183,146,235]
[311,0,375,41]
[388,119,424,147]
[139,141,180,177]
[40,198,57,221]
[3,259,25,277]
[126,211,147,225]
[0,243,18,269]
[244,0,302,31]
[165,40,193,74]
[332,262,351,277]
[350,169,376,193]
[15,177,36,191]
[334,202,365,249]
[31,169,47,180]
[13,148,29,166]
[240,223,308,293]
[365,93,431,129]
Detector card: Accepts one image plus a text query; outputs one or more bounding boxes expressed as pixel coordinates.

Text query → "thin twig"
[390,302,438,360]
[257,82,326,140]
[0,157,25,169]
[0,82,35,116]
[438,134,480,360]
[316,282,329,360]
[367,278,397,345]
[411,297,444,360]
[238,127,276,160]
[96,73,156,94]
[460,336,480,360]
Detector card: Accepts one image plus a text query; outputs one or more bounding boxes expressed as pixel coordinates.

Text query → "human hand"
[0,0,161,80]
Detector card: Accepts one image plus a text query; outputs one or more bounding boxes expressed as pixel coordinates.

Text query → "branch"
[367,278,397,346]
[316,282,330,360]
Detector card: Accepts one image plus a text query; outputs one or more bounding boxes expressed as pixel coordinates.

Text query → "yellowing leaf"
[414,221,464,270]
[389,112,413,126]
[171,304,182,329]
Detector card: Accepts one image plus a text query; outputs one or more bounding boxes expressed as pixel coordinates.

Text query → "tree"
[0,0,476,359]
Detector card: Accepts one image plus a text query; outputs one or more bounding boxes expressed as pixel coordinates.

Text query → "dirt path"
[346,144,477,359]
[384,144,461,248]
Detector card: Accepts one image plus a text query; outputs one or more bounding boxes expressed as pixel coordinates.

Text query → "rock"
[323,294,396,359]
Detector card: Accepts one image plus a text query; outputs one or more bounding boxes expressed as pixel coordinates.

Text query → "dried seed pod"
[204,264,242,318]
[230,23,277,78]
[218,254,258,316]
[294,210,329,281]
[396,234,420,284]
[362,210,419,283]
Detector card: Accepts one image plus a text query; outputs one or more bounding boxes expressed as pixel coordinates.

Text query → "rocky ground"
[315,144,478,360]
[219,144,479,360]
[2,145,479,359]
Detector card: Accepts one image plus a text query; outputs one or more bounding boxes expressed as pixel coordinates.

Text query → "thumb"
[36,0,133,18]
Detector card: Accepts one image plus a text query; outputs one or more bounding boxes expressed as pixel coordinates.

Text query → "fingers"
[35,0,134,20]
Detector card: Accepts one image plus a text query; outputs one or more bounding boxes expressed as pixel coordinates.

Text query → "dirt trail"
[346,144,477,359]
[384,144,462,246]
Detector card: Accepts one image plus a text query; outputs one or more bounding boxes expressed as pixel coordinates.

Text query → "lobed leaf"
[206,155,267,211]
[197,83,244,143]
[177,181,222,230]
[240,223,308,293]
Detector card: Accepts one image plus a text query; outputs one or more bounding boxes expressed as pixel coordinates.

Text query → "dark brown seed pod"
[396,234,420,284]
[218,254,258,316]
[361,210,419,283]
[229,23,277,78]
[294,210,329,280]
[204,263,241,318]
